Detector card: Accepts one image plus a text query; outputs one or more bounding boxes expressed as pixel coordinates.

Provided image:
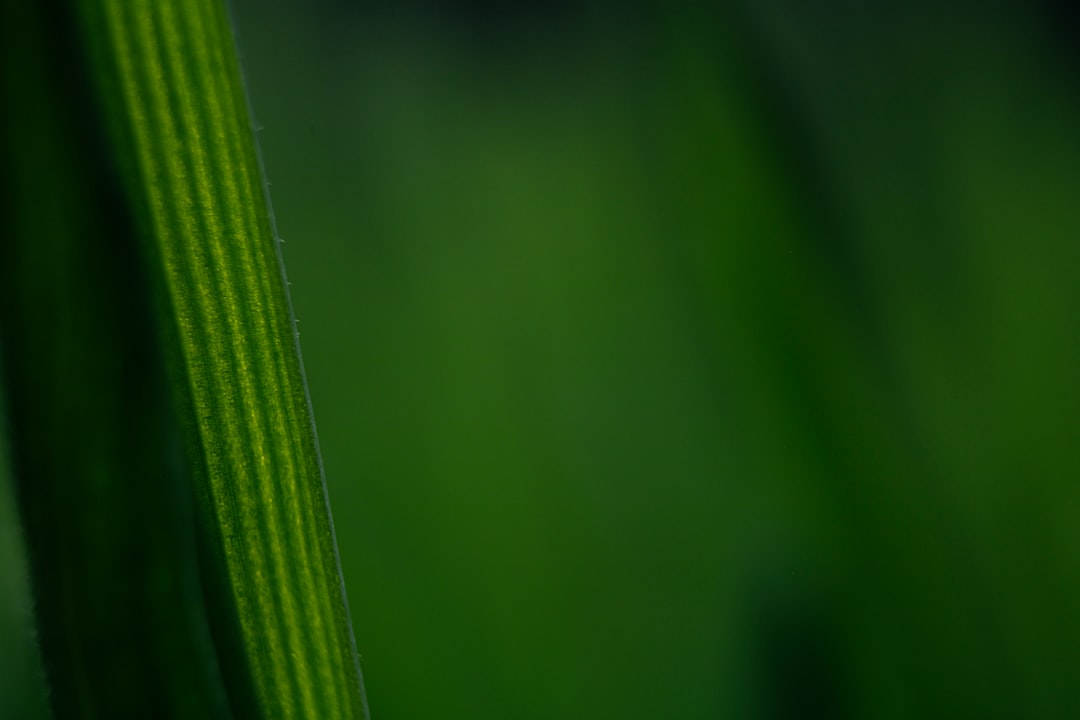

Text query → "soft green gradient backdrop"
[229,1,1080,718]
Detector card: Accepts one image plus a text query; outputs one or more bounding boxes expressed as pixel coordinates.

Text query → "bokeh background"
[5,0,1080,717]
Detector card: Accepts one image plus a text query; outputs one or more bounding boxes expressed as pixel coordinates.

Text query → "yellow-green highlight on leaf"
[80,1,369,717]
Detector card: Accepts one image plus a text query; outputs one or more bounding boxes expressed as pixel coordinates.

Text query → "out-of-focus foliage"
[228,1,1080,718]
[0,435,48,720]
[3,0,1080,717]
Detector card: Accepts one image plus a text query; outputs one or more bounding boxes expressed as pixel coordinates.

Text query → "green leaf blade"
[2,0,368,717]
[89,1,368,717]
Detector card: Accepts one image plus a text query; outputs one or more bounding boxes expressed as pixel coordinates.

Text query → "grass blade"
[0,1,368,717]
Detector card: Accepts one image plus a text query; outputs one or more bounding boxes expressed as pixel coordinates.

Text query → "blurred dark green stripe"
[0,1,232,717]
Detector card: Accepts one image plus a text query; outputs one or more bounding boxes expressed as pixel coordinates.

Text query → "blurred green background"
[5,0,1080,717]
